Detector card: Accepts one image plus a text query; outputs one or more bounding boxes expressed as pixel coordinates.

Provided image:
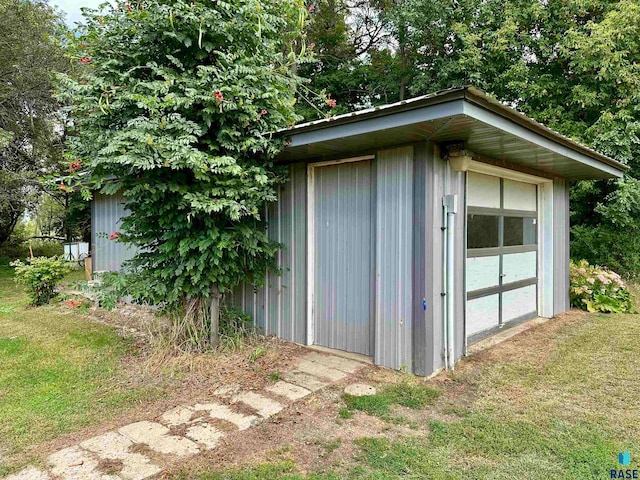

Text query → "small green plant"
[249,346,266,363]
[570,260,635,313]
[87,271,129,311]
[338,407,353,419]
[10,256,72,305]
[269,371,282,382]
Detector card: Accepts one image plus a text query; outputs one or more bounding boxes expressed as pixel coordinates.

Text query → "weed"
[249,346,266,362]
[269,371,282,382]
[338,407,352,419]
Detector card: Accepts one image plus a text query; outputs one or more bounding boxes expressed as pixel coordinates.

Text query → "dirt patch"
[207,418,238,433]
[96,458,124,476]
[168,424,189,437]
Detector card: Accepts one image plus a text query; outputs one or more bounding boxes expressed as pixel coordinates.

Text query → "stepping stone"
[119,421,199,457]
[80,431,161,480]
[283,370,329,392]
[303,352,365,374]
[213,384,240,397]
[48,445,115,480]
[266,381,311,401]
[296,359,347,382]
[4,467,51,480]
[185,422,224,450]
[230,391,283,418]
[192,402,258,430]
[344,383,377,396]
[159,405,195,426]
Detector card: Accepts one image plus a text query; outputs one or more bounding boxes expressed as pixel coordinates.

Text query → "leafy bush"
[86,271,129,311]
[10,256,72,305]
[0,238,63,264]
[571,225,640,278]
[569,260,635,313]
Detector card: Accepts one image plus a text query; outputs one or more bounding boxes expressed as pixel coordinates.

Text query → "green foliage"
[87,271,129,311]
[248,346,267,362]
[0,239,63,266]
[0,0,69,245]
[301,0,640,275]
[338,407,352,419]
[571,225,640,278]
[569,260,635,313]
[218,306,255,351]
[10,256,72,306]
[343,382,440,417]
[57,0,314,331]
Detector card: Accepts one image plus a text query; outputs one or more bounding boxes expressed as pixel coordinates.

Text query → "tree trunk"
[209,285,220,348]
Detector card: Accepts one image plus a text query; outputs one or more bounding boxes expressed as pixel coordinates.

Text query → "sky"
[51,0,111,26]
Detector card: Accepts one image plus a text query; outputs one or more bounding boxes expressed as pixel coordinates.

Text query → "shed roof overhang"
[277,86,627,180]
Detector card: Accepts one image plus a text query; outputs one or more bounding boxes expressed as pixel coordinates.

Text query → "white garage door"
[466,172,538,341]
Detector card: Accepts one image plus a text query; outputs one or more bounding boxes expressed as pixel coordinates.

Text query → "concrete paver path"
[5,351,367,480]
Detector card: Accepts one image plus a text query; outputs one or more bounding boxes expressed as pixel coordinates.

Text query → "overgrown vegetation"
[56,0,325,351]
[570,260,635,313]
[10,256,72,306]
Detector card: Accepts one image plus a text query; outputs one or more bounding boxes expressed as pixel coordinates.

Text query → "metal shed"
[91,86,628,377]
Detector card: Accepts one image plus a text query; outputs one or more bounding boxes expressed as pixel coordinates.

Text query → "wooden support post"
[84,257,93,281]
[209,285,220,348]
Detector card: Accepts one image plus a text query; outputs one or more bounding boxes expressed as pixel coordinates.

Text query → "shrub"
[10,256,72,305]
[569,260,635,313]
[571,225,640,278]
[0,238,63,263]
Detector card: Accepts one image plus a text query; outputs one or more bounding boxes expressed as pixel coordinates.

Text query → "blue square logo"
[619,451,631,466]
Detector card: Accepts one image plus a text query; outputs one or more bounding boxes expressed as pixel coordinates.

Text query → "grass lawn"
[187,303,640,479]
[0,266,160,474]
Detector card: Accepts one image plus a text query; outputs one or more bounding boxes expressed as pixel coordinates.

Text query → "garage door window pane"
[504,217,537,246]
[467,215,499,248]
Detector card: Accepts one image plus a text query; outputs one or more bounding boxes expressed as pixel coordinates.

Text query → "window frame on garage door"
[463,165,554,344]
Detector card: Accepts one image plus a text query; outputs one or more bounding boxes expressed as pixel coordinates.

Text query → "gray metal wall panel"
[91,193,137,272]
[231,163,307,344]
[425,146,445,373]
[421,145,466,374]
[375,146,414,370]
[412,142,431,376]
[553,177,571,314]
[449,168,467,363]
[314,160,373,355]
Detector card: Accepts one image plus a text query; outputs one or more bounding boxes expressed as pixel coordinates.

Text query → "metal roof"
[278,86,628,180]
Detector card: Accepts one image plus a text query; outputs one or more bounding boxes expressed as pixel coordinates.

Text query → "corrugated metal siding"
[91,193,137,271]
[313,160,374,355]
[374,146,414,370]
[418,145,466,374]
[553,177,571,314]
[232,162,307,344]
[412,142,432,376]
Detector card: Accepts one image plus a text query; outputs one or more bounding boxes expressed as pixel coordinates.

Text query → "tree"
[57,0,314,348]
[0,0,68,245]
[318,0,640,273]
